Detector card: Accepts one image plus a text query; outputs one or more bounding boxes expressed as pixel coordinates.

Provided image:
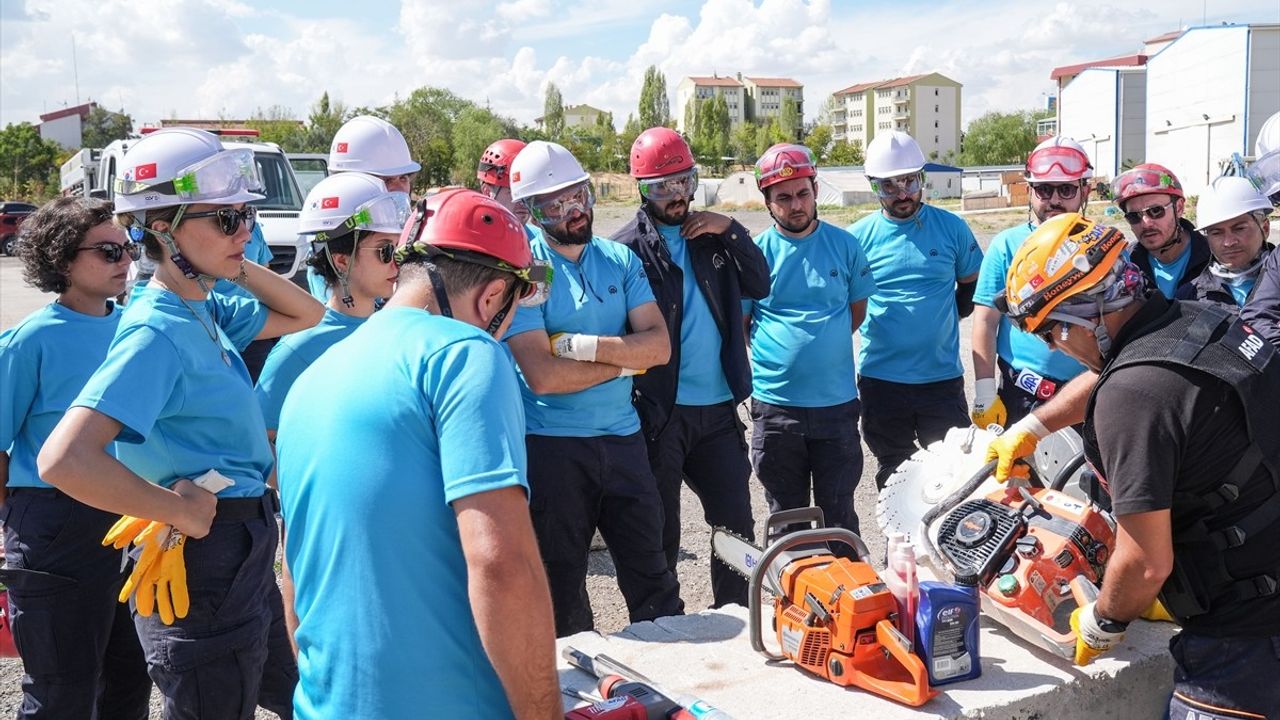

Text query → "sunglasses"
[872,173,922,198]
[76,241,142,264]
[364,242,395,264]
[183,206,257,236]
[1031,183,1080,200]
[1123,201,1175,225]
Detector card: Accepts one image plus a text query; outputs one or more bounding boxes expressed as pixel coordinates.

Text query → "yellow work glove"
[971,378,1007,429]
[984,415,1049,483]
[1070,601,1127,666]
[135,530,190,626]
[117,521,171,604]
[618,367,645,377]
[1140,598,1175,623]
[102,515,151,550]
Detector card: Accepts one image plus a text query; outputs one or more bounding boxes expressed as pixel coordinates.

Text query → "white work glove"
[971,377,1007,429]
[618,367,644,377]
[549,333,599,362]
[1070,601,1128,666]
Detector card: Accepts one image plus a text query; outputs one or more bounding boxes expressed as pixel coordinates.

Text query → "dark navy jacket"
[1177,244,1275,317]
[1241,245,1280,347]
[1130,218,1212,299]
[611,209,770,439]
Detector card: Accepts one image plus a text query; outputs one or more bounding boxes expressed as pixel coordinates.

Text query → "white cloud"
[496,0,552,23]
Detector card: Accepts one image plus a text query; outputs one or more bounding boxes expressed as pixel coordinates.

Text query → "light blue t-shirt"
[73,284,272,497]
[656,222,732,406]
[1,303,121,489]
[973,223,1087,382]
[275,307,526,720]
[215,224,274,299]
[745,221,877,407]
[848,205,984,383]
[1228,277,1257,306]
[1150,240,1193,300]
[506,235,655,436]
[255,308,364,430]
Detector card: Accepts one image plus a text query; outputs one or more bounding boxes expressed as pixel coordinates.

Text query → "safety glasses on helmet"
[639,168,699,202]
[1113,167,1179,197]
[76,241,142,264]
[525,181,594,224]
[315,192,412,243]
[117,148,264,201]
[182,206,258,236]
[1026,145,1090,179]
[1247,150,1280,202]
[756,146,816,183]
[871,173,922,198]
[1031,183,1081,201]
[1122,201,1176,225]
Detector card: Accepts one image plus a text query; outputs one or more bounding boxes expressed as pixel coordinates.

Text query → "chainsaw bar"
[711,527,763,583]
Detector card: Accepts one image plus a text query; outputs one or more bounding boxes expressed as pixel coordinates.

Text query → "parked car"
[0,201,37,256]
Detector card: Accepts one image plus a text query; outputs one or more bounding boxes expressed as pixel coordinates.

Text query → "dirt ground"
[6,201,1258,717]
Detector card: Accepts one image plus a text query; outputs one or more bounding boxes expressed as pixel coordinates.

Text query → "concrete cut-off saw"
[712,508,936,707]
[876,425,1117,659]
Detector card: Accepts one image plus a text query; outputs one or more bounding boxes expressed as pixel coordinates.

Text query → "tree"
[731,121,759,165]
[543,83,565,140]
[301,92,348,153]
[621,113,643,153]
[0,123,61,193]
[957,110,1041,166]
[246,105,306,151]
[805,124,833,163]
[778,96,801,143]
[708,94,731,169]
[386,87,474,188]
[826,139,863,166]
[80,106,133,149]
[638,65,670,130]
[451,106,511,186]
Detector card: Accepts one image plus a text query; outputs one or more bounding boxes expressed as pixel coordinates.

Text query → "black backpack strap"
[1171,304,1229,363]
[1210,487,1280,550]
[1201,445,1264,511]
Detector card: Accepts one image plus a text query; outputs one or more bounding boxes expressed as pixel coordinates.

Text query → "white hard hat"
[1249,149,1280,200]
[298,172,410,237]
[1025,136,1094,182]
[1255,111,1280,158]
[113,128,264,215]
[509,140,590,202]
[329,116,421,177]
[1195,176,1273,231]
[864,130,926,178]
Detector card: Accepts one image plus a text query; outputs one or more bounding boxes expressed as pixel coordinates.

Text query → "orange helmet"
[999,213,1141,336]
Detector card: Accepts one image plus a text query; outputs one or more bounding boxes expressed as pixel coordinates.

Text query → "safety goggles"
[75,241,142,264]
[314,192,411,243]
[1248,150,1280,198]
[871,173,922,198]
[182,206,258,236]
[117,148,263,201]
[1113,167,1179,197]
[639,168,699,202]
[477,161,509,185]
[1031,183,1081,201]
[1122,200,1176,225]
[526,181,595,225]
[1025,145,1091,179]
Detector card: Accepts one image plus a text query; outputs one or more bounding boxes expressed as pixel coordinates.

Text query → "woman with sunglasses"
[255,172,408,442]
[1113,164,1211,300]
[37,127,322,719]
[0,197,152,719]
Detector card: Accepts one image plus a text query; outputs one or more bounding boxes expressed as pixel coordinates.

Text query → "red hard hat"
[755,143,817,190]
[477,138,528,188]
[1112,163,1185,207]
[397,188,533,271]
[630,127,694,179]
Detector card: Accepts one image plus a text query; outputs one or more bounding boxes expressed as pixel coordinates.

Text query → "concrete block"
[559,605,1176,720]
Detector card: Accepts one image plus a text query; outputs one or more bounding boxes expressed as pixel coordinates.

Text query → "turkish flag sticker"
[134,163,157,180]
[321,197,340,209]
[335,142,349,153]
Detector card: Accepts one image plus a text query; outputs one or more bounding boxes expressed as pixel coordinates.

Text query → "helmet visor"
[526,181,595,224]
[756,145,816,184]
[1248,150,1280,198]
[1114,167,1179,198]
[118,148,264,201]
[1026,145,1090,179]
[639,168,699,202]
[347,191,412,234]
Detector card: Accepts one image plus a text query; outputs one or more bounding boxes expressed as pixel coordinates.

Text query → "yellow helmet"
[998,213,1135,335]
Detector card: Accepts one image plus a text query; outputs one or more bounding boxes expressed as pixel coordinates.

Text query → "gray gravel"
[0,204,996,717]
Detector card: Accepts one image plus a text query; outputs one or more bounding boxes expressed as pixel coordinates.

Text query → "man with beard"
[504,141,683,636]
[970,137,1091,429]
[744,143,878,546]
[848,131,982,489]
[1113,164,1210,300]
[610,128,769,608]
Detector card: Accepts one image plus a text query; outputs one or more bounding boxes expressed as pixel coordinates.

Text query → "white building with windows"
[829,73,961,161]
[1057,67,1148,180]
[675,75,745,131]
[740,76,804,123]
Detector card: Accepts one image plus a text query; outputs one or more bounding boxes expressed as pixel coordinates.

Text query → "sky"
[2,0,1277,132]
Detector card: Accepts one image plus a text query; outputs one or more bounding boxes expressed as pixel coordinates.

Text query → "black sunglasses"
[1122,201,1175,225]
[76,241,142,263]
[183,206,258,236]
[364,242,395,264]
[1031,183,1080,200]
[1033,320,1060,345]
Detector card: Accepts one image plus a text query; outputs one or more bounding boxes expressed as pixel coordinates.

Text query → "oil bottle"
[914,568,982,685]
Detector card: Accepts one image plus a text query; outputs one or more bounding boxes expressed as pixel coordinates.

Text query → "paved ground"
[2,204,1272,716]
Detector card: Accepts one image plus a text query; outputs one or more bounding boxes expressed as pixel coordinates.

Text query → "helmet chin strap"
[1149,223,1184,255]
[423,263,519,337]
[322,230,361,309]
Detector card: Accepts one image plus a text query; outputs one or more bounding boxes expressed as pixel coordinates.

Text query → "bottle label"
[930,603,973,680]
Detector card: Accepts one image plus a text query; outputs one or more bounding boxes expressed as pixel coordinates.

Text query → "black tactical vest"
[1083,301,1280,621]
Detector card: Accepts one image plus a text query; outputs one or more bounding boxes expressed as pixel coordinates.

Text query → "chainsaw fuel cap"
[955,510,994,548]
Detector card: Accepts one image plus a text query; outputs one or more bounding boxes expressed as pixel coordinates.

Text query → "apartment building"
[829,72,962,160]
[740,76,804,123]
[675,75,746,131]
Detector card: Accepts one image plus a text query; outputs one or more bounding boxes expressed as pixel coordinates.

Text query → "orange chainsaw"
[712,509,936,707]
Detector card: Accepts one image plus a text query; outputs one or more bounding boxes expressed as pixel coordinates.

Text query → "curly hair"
[16,196,116,294]
[305,232,358,287]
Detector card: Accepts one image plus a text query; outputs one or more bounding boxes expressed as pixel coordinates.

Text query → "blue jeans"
[1,488,151,720]
[1166,632,1280,719]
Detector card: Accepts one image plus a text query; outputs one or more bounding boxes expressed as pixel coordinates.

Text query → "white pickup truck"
[89,129,309,280]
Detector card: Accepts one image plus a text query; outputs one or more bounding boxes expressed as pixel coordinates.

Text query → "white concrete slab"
[558,604,1177,720]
